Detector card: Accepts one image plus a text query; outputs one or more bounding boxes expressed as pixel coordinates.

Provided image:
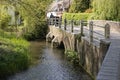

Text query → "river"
[8,40,91,80]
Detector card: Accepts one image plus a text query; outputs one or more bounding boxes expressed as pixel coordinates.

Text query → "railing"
[48,18,110,42]
[48,17,62,28]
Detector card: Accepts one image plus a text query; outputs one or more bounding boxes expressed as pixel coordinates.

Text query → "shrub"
[69,0,91,13]
[0,46,30,78]
[91,0,120,21]
[23,21,48,40]
[65,50,79,64]
[62,13,91,21]
[0,13,11,30]
[0,31,31,78]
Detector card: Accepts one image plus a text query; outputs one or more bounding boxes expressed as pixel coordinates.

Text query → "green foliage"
[62,12,91,21]
[91,0,120,21]
[23,21,48,40]
[0,30,31,78]
[69,0,91,13]
[17,0,52,40]
[0,47,29,77]
[65,50,79,64]
[1,0,52,40]
[0,12,11,30]
[0,0,53,78]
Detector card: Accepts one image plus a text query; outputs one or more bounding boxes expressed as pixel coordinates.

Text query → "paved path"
[97,39,120,80]
[97,23,120,80]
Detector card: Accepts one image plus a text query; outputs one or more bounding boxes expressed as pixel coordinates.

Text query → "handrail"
[93,24,105,28]
[93,31,104,36]
[48,18,110,42]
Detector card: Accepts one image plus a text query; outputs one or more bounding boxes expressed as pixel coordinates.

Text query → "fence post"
[71,19,74,32]
[105,23,110,39]
[59,18,61,28]
[47,19,50,25]
[54,17,57,27]
[89,21,93,42]
[49,18,51,25]
[64,18,67,30]
[51,18,53,25]
[80,20,83,35]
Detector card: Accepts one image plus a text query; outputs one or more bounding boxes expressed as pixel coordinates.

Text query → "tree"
[91,0,120,21]
[0,5,11,30]
[0,0,52,40]
[69,0,91,13]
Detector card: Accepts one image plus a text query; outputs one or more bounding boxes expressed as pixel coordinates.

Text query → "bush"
[0,13,11,30]
[62,13,91,21]
[65,50,79,64]
[91,0,120,21]
[0,46,30,78]
[0,31,31,78]
[69,0,91,13]
[23,21,48,40]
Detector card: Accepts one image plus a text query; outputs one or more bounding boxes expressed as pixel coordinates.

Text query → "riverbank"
[0,30,31,79]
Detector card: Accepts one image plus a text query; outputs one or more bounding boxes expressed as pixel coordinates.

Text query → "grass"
[0,29,31,78]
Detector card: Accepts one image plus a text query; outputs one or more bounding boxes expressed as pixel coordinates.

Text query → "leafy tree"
[1,0,52,40]
[91,0,120,21]
[69,0,91,13]
[0,5,11,30]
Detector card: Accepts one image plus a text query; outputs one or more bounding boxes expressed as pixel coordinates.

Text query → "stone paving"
[97,39,120,80]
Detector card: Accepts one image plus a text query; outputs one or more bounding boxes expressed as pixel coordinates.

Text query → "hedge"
[62,13,91,21]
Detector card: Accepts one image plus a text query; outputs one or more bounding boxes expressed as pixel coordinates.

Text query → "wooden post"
[78,20,80,25]
[51,18,53,25]
[54,17,57,26]
[64,18,67,30]
[80,20,83,35]
[71,19,74,32]
[89,21,93,42]
[59,18,61,28]
[47,19,49,25]
[105,23,110,39]
[47,19,50,25]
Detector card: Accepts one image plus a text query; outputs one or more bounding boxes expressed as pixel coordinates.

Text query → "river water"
[8,41,91,80]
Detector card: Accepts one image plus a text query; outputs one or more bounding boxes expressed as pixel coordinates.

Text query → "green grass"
[0,29,31,78]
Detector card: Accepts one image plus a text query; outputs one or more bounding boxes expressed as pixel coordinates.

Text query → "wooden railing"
[48,18,110,42]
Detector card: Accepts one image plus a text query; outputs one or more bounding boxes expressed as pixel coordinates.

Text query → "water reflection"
[8,41,91,80]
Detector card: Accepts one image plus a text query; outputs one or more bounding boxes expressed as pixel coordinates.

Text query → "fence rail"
[48,18,110,42]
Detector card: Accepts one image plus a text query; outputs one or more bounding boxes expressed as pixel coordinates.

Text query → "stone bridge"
[46,19,120,80]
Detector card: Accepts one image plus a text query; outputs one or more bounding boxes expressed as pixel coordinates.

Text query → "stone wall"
[46,25,76,50]
[77,37,110,76]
